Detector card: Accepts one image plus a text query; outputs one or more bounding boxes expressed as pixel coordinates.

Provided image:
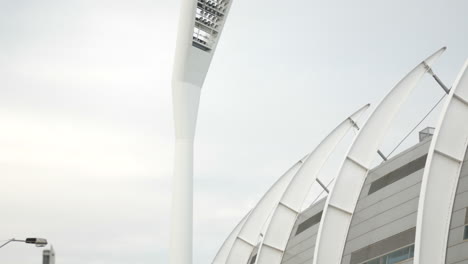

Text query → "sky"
[0,0,467,263]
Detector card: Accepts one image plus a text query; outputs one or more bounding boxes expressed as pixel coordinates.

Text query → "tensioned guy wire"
[387,93,447,158]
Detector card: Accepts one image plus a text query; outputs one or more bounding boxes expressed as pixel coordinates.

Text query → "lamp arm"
[0,238,25,249]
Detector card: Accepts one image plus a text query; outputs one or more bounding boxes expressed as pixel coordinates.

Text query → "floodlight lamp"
[192,0,232,52]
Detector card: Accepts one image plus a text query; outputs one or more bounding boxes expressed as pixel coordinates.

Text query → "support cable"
[387,93,447,158]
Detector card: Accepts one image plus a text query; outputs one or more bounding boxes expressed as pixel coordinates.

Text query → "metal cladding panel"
[226,159,305,264]
[415,60,468,264]
[312,47,446,264]
[255,104,370,264]
[212,212,250,264]
[281,199,327,264]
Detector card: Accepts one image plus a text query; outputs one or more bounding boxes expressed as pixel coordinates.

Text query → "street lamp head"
[25,238,48,247]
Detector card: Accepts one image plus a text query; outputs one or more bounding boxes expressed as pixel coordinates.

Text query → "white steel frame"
[414,59,468,264]
[254,104,370,264]
[312,47,446,264]
[225,157,308,264]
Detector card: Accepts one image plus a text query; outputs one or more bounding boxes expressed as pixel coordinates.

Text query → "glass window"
[408,244,414,258]
[295,211,323,235]
[365,258,380,264]
[386,247,409,264]
[464,225,468,240]
[361,244,414,264]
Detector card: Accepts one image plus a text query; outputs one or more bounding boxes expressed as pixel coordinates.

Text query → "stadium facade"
[211,50,468,264]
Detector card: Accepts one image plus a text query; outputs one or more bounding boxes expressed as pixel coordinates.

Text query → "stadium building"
[210,51,468,264]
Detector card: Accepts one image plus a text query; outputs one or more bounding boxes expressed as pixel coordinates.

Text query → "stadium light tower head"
[172,0,233,87]
[170,0,233,264]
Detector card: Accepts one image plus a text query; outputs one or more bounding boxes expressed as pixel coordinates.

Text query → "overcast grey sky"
[0,0,467,263]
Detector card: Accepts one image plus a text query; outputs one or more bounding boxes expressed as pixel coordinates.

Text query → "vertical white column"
[171,139,194,264]
[171,81,201,264]
[170,0,232,261]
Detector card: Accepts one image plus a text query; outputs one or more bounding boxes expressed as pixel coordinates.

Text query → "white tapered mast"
[171,0,233,263]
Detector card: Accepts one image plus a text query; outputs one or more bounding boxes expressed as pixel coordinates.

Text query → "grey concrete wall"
[340,138,432,264]
[280,198,326,264]
[446,145,468,264]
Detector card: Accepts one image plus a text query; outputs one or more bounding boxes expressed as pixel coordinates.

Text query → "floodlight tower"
[170,0,233,264]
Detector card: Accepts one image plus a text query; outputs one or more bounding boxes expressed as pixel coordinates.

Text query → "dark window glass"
[386,247,409,264]
[295,211,322,235]
[408,244,414,258]
[365,258,380,264]
[361,245,414,264]
[464,225,468,240]
[368,155,427,195]
[381,255,388,264]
